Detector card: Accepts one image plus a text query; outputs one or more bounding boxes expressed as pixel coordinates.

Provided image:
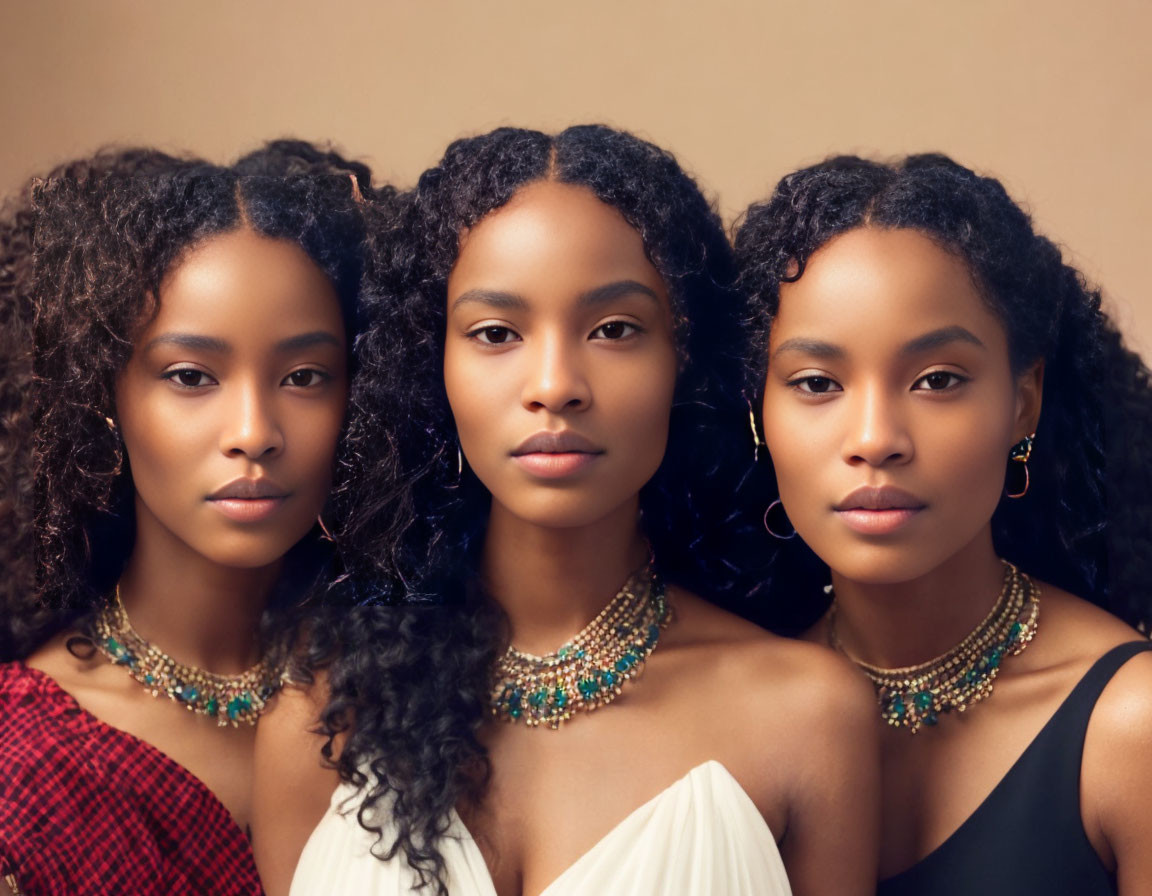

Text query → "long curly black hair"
[733,153,1152,632]
[0,140,380,663]
[318,125,765,892]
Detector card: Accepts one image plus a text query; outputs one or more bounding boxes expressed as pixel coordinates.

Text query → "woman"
[255,125,879,896]
[0,141,378,895]
[735,154,1152,894]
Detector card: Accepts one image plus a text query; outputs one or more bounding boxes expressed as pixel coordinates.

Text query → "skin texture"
[252,180,880,896]
[441,182,877,896]
[28,227,347,829]
[762,226,1152,887]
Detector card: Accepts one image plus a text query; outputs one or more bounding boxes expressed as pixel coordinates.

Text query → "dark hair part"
[0,141,376,662]
[734,152,1152,630]
[322,124,761,892]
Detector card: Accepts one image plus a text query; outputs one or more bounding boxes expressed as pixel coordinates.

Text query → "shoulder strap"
[1034,640,1152,786]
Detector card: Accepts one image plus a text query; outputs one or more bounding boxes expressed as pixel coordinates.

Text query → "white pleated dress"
[290,760,792,895]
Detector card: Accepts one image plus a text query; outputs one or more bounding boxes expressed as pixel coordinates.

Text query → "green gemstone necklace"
[90,588,285,727]
[828,560,1040,734]
[490,566,671,730]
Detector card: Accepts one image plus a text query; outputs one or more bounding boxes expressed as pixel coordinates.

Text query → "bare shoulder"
[1024,582,1144,671]
[665,588,875,733]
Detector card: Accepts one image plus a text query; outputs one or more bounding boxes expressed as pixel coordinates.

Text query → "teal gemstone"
[206,697,219,717]
[574,648,586,659]
[176,684,198,704]
[553,688,568,708]
[557,645,571,658]
[614,657,630,673]
[509,689,523,712]
[227,698,241,720]
[114,651,136,667]
[1008,621,1023,642]
[578,678,600,698]
[528,689,548,708]
[914,691,933,712]
[599,670,618,689]
[144,673,156,686]
[891,696,907,719]
[646,624,660,646]
[986,647,1002,669]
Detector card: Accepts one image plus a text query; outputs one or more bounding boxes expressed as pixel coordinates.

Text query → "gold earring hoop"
[763,499,797,540]
[1005,433,1035,499]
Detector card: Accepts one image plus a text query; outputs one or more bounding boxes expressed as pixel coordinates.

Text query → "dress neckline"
[6,660,251,844]
[880,640,1150,883]
[342,760,774,896]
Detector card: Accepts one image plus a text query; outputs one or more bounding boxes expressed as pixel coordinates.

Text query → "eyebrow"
[450,279,661,312]
[142,331,341,354]
[900,325,986,355]
[771,326,986,363]
[771,338,845,362]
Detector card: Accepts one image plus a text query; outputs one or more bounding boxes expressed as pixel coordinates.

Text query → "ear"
[1012,360,1044,442]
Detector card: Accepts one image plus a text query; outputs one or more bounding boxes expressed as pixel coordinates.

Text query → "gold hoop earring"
[1005,433,1035,499]
[763,499,797,540]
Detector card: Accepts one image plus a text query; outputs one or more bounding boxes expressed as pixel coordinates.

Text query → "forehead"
[772,227,1007,354]
[145,227,343,341]
[447,180,666,301]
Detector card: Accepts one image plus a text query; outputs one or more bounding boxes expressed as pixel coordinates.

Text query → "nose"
[220,381,284,459]
[520,334,592,413]
[841,385,913,467]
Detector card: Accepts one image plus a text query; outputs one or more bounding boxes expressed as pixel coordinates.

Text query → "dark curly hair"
[733,152,1152,631]
[0,140,379,663]
[319,125,765,892]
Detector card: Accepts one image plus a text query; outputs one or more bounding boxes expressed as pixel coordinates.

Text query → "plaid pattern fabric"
[0,662,264,896]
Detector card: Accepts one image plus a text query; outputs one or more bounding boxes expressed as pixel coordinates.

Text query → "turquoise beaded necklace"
[490,567,670,730]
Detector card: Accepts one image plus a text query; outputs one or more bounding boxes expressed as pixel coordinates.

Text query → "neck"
[116,509,281,675]
[828,528,1006,668]
[482,498,649,655]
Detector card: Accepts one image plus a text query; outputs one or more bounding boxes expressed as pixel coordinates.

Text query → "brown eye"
[285,369,325,387]
[165,368,213,388]
[795,376,840,394]
[592,321,638,340]
[471,326,519,345]
[914,371,965,391]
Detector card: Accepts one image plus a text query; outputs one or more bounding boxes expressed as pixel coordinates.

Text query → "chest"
[463,713,785,896]
[876,677,1085,878]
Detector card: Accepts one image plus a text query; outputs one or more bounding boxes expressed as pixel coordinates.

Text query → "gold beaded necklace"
[490,566,671,730]
[828,560,1040,733]
[90,588,285,727]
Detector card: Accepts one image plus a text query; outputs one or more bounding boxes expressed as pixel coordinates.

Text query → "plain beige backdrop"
[2,0,1150,351]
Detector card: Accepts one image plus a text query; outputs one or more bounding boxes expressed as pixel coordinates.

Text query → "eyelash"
[784,371,969,396]
[465,320,643,345]
[160,368,331,390]
[911,370,968,391]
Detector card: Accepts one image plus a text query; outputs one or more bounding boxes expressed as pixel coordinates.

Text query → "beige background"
[2,0,1150,352]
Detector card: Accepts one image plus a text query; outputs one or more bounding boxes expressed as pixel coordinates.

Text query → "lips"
[510,430,604,479]
[511,431,604,456]
[834,485,926,535]
[207,478,290,523]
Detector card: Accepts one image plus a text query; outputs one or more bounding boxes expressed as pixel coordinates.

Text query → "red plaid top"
[0,662,264,895]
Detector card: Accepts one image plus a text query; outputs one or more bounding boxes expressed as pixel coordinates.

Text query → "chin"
[503,493,632,531]
[810,539,948,587]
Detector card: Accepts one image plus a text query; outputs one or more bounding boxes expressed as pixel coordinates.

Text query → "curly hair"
[320,125,766,892]
[0,140,378,662]
[733,152,1152,631]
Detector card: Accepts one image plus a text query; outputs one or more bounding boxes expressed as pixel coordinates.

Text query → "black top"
[877,640,1152,896]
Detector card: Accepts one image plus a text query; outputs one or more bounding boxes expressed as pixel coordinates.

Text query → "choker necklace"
[90,588,285,727]
[828,560,1040,734]
[490,566,671,730]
